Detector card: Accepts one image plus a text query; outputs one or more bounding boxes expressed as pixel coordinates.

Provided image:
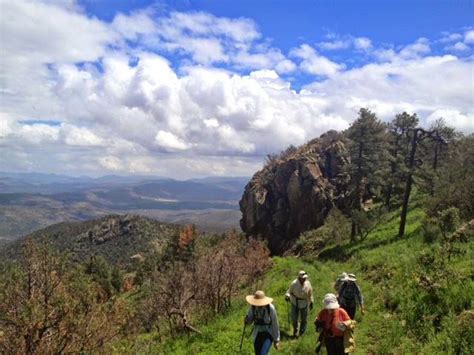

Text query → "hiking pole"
[286,299,291,328]
[239,323,247,351]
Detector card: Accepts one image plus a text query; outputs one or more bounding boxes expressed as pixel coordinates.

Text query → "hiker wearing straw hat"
[337,273,364,320]
[314,293,351,355]
[244,290,280,355]
[284,270,314,337]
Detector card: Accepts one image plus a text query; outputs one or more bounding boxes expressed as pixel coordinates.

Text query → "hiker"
[285,270,314,337]
[334,272,348,293]
[314,293,351,355]
[244,290,280,355]
[337,273,364,320]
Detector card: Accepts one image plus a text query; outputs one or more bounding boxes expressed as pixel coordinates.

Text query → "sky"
[0,0,473,179]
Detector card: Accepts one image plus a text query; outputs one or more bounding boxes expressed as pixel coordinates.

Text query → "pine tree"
[383,112,419,208]
[346,108,388,241]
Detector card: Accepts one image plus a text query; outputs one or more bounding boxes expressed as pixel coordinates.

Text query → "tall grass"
[115,206,473,354]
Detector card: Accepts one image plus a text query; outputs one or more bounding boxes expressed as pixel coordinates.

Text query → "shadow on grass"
[317,225,423,262]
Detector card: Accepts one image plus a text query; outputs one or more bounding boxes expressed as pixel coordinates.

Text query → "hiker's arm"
[270,306,280,342]
[245,308,253,324]
[285,282,293,301]
[357,284,365,313]
[308,282,314,305]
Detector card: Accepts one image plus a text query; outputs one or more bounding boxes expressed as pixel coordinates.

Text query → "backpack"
[252,305,272,326]
[340,281,357,306]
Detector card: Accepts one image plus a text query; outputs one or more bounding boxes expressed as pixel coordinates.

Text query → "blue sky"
[0,0,473,178]
[78,0,474,87]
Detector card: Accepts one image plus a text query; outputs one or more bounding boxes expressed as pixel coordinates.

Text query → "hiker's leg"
[299,306,308,335]
[254,332,266,355]
[347,306,356,319]
[325,337,345,355]
[290,304,298,335]
[341,304,356,319]
[333,336,345,355]
[259,333,273,355]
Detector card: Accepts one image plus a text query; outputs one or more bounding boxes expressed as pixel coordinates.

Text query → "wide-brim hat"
[246,290,273,306]
[323,293,340,309]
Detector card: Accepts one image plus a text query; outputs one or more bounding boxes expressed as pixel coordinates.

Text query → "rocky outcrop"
[240,131,352,255]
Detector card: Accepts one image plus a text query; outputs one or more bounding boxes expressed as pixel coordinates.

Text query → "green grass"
[116,206,473,354]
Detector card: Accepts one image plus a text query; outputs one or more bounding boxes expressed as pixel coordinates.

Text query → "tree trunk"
[399,129,419,238]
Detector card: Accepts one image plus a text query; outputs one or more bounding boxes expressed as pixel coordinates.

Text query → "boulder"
[239,131,351,254]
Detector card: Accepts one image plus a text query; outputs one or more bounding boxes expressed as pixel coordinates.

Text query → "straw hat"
[298,270,308,279]
[246,290,273,306]
[323,293,340,309]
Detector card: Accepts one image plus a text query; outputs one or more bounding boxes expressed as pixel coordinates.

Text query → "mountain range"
[0,172,248,241]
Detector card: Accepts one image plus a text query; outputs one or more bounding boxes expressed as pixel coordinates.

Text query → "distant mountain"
[0,215,179,267]
[0,173,248,240]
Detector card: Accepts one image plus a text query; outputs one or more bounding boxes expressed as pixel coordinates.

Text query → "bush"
[295,208,350,256]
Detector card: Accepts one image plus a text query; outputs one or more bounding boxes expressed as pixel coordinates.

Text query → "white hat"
[298,270,308,279]
[338,272,348,280]
[347,273,357,281]
[323,293,340,309]
[246,290,273,306]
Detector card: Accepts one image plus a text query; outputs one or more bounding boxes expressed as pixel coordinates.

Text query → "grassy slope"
[116,206,473,354]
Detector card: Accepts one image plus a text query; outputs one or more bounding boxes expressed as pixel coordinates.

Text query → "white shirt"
[285,278,314,308]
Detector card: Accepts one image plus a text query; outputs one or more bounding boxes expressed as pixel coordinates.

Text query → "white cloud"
[399,38,431,59]
[290,44,343,76]
[439,32,463,43]
[111,9,157,40]
[1,1,473,178]
[317,40,351,50]
[62,125,105,147]
[18,124,60,144]
[99,156,124,171]
[155,130,190,151]
[354,37,372,50]
[464,30,474,44]
[445,42,470,52]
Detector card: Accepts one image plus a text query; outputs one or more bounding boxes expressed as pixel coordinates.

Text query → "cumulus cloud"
[317,39,351,51]
[155,130,190,151]
[354,37,372,50]
[464,29,474,44]
[1,0,473,178]
[445,42,470,52]
[316,35,371,51]
[290,44,343,76]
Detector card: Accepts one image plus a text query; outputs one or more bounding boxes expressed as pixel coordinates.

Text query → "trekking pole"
[286,299,290,327]
[239,323,247,351]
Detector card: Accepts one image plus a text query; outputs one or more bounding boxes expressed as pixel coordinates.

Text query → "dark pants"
[325,336,347,355]
[291,303,308,335]
[254,331,273,355]
[341,304,356,319]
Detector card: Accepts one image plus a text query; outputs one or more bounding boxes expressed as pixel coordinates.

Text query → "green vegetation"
[1,112,473,354]
[109,203,473,354]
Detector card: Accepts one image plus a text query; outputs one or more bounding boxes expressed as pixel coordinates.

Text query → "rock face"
[240,131,352,255]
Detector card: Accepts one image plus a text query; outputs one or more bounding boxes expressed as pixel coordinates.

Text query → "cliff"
[239,131,352,254]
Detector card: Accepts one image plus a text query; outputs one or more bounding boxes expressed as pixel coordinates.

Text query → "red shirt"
[316,308,350,337]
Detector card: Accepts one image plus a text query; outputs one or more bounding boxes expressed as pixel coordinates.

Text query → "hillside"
[117,206,473,354]
[0,215,179,267]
